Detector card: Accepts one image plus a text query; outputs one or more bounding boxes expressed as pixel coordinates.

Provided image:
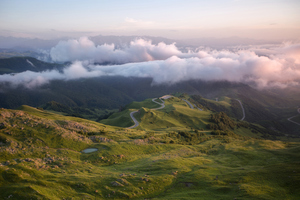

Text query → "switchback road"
[127,111,140,129]
[151,98,165,110]
[182,99,194,109]
[287,108,300,126]
[127,98,166,129]
[235,99,245,121]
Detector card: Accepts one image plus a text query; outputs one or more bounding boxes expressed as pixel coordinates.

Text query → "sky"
[0,0,299,40]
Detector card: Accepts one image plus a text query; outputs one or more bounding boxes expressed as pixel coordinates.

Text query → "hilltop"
[102,94,299,138]
[0,94,299,199]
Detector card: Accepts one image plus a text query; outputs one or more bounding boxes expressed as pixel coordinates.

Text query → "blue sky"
[0,0,299,39]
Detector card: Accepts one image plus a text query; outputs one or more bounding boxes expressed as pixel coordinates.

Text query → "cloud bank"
[1,38,300,89]
[50,37,181,64]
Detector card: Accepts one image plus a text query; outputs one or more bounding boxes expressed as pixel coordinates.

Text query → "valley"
[0,94,299,199]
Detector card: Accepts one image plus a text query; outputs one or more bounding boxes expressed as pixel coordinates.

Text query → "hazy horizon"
[0,0,299,41]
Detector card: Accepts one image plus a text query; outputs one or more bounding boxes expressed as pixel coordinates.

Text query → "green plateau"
[0,94,299,199]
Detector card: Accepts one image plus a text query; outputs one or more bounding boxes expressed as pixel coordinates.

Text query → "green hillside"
[0,57,62,75]
[101,109,135,128]
[0,95,299,199]
[101,95,287,139]
[100,98,162,128]
[135,97,211,130]
[125,98,161,110]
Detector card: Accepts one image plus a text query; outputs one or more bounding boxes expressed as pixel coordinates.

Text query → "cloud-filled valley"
[1,37,300,89]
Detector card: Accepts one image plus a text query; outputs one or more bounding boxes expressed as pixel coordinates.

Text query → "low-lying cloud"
[1,38,300,89]
[50,37,182,64]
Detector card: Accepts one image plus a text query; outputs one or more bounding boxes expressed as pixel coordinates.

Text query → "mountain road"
[287,108,300,126]
[127,98,166,129]
[128,95,202,129]
[235,99,245,121]
[182,99,194,109]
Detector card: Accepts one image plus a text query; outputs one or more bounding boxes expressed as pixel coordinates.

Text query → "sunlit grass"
[0,98,299,199]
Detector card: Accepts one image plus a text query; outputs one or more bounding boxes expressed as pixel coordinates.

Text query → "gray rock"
[111,181,124,187]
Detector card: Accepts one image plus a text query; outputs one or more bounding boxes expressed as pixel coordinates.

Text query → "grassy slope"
[101,96,235,131]
[204,97,232,108]
[136,97,211,130]
[100,109,134,128]
[125,98,161,110]
[190,95,243,119]
[102,96,210,130]
[42,101,119,122]
[0,99,299,199]
[100,98,161,128]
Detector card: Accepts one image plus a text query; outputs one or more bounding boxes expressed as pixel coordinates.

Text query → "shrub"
[208,112,236,130]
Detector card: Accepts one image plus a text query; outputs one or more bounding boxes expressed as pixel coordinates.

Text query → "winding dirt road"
[287,108,300,126]
[235,99,245,121]
[151,98,165,110]
[182,99,194,109]
[127,98,166,129]
[127,110,140,129]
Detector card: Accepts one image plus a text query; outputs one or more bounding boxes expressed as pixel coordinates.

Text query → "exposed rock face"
[89,136,113,143]
[111,181,124,187]
[118,154,125,159]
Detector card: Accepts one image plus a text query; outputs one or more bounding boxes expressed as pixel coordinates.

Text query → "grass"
[100,98,163,128]
[129,97,212,131]
[18,105,109,128]
[125,98,161,110]
[234,127,263,138]
[100,109,134,128]
[0,96,299,199]
[39,95,240,133]
[202,96,232,109]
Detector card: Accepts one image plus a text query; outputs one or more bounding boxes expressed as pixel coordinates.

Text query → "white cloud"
[50,37,181,63]
[1,38,300,89]
[95,51,300,89]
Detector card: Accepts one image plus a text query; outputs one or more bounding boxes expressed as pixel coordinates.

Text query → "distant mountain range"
[0,57,62,74]
[0,35,280,51]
